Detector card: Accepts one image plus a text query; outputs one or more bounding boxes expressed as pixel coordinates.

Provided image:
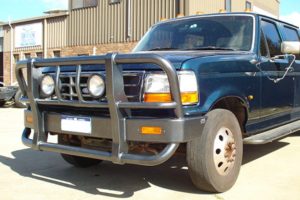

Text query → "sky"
[0,0,68,22]
[0,0,299,26]
[280,0,300,27]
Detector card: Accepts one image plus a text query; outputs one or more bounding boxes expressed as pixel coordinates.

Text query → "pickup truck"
[16,12,300,192]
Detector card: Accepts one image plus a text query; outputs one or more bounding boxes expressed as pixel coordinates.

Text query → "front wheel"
[187,109,243,192]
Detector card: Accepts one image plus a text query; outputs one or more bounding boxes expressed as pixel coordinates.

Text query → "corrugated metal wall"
[253,0,279,16]
[67,0,177,46]
[186,0,279,16]
[47,16,68,48]
[186,0,224,15]
[3,0,280,53]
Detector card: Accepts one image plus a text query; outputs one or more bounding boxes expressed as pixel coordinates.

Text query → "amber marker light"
[141,126,163,135]
[26,115,33,124]
[181,92,199,104]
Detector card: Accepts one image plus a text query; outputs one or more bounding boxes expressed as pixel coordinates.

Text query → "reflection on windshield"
[134,15,254,52]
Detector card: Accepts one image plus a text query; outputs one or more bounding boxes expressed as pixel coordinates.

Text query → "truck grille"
[54,72,145,102]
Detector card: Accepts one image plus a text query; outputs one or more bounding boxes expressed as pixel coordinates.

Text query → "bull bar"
[16,53,206,166]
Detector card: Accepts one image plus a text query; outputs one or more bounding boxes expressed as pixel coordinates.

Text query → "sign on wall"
[15,23,43,48]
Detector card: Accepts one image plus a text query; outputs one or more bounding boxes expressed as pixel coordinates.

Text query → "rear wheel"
[187,109,243,192]
[58,135,102,168]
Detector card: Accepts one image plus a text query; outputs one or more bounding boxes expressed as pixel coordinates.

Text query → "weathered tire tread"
[187,109,243,193]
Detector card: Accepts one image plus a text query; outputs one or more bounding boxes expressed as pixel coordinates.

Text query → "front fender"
[200,87,250,114]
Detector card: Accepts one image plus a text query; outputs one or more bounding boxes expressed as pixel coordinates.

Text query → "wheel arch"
[209,96,249,134]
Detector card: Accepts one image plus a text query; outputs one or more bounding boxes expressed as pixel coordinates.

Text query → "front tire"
[187,109,243,192]
[58,135,102,168]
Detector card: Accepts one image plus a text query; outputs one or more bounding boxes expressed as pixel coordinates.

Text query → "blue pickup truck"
[16,12,300,192]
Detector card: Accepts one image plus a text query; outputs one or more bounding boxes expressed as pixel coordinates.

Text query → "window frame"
[246,1,252,10]
[71,0,98,10]
[53,50,61,58]
[260,18,283,58]
[225,0,232,12]
[282,25,300,41]
[24,53,31,60]
[36,52,44,59]
[282,25,300,60]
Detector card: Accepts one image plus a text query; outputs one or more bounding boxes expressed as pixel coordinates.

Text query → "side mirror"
[281,41,300,54]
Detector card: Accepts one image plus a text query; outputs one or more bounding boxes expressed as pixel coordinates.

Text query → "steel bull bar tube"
[17,53,184,166]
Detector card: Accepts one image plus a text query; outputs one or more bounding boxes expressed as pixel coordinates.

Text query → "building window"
[71,0,98,9]
[53,51,61,58]
[0,38,3,52]
[109,0,121,5]
[24,53,31,60]
[36,52,43,58]
[13,54,20,63]
[246,1,252,10]
[225,0,231,12]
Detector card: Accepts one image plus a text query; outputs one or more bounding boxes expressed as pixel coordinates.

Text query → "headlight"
[40,75,55,97]
[88,74,105,98]
[144,71,199,105]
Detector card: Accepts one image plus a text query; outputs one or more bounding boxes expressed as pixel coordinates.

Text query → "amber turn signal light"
[140,126,163,135]
[144,93,172,103]
[144,92,198,105]
[26,115,33,124]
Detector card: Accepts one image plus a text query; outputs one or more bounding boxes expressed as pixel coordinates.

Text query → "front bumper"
[23,110,206,166]
[17,53,206,166]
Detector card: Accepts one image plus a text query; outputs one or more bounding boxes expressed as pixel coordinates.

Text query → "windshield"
[133,15,254,52]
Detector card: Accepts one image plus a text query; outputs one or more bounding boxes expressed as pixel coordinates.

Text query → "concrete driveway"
[0,108,300,200]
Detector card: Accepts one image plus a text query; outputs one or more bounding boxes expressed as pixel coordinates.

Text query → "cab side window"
[282,26,300,60]
[283,26,300,41]
[261,20,282,57]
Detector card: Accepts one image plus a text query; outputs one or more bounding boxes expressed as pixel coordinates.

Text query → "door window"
[283,26,300,42]
[282,26,300,60]
[261,20,282,57]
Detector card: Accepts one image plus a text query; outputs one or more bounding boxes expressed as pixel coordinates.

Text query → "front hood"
[145,51,249,69]
[42,50,249,73]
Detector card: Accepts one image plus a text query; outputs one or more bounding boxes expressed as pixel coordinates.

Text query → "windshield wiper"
[185,46,236,51]
[148,47,179,51]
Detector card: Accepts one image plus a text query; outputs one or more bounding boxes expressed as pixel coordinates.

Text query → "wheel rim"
[213,127,236,176]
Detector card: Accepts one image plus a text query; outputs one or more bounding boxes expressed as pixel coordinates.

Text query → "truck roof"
[158,12,299,30]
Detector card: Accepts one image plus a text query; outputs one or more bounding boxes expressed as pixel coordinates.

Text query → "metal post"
[8,19,13,85]
[126,0,132,39]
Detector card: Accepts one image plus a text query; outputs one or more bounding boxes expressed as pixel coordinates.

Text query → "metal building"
[1,0,280,84]
[0,22,4,82]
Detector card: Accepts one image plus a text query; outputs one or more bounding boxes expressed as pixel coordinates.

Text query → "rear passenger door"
[259,19,294,126]
[281,25,300,119]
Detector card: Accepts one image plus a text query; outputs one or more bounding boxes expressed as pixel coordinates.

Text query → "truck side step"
[243,120,300,144]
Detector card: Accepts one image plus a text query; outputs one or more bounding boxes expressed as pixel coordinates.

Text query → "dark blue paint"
[37,13,300,136]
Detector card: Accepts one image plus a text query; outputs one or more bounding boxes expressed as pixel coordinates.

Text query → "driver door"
[258,19,294,127]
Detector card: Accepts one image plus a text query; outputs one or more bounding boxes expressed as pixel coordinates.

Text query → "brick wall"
[3,42,137,85]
